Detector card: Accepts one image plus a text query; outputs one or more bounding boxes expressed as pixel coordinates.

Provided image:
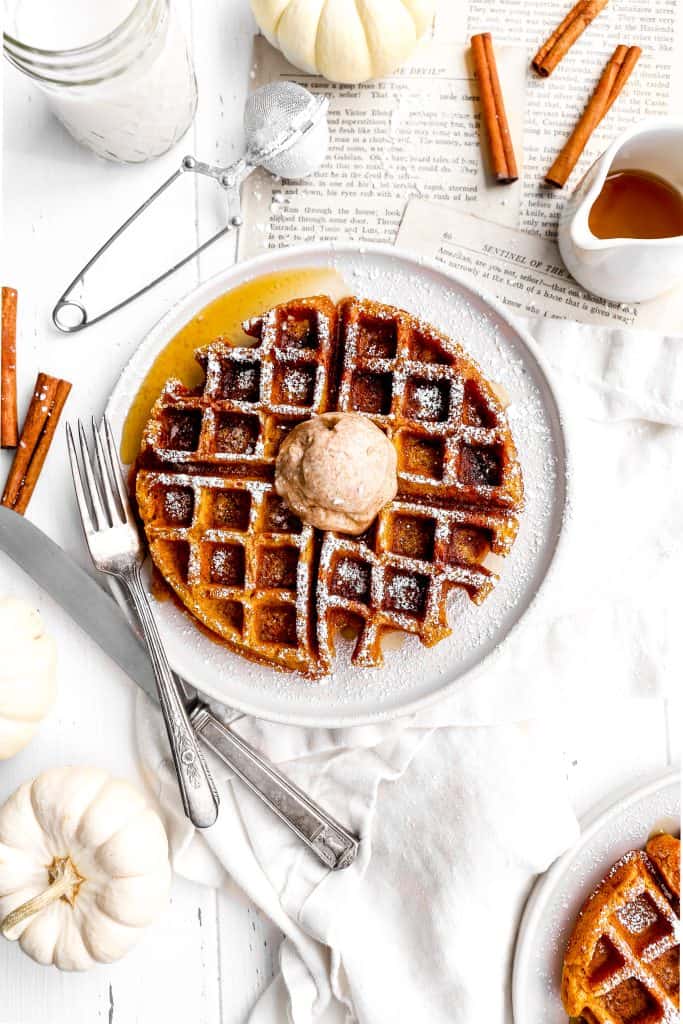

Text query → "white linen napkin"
[136,319,682,1023]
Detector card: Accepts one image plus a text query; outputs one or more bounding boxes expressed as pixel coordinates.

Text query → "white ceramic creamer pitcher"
[558,117,683,303]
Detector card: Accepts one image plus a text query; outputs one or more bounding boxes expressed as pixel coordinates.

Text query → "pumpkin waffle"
[135,295,523,677]
[562,838,681,1024]
[647,834,681,900]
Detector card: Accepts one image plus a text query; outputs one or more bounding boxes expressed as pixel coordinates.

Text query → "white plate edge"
[512,767,682,1023]
[105,241,573,726]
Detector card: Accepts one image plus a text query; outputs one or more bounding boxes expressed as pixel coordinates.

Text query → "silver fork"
[67,417,219,829]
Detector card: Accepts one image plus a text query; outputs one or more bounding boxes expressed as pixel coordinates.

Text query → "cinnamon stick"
[602,44,642,117]
[533,0,610,77]
[471,33,519,184]
[1,372,72,515]
[545,45,642,188]
[1,287,18,449]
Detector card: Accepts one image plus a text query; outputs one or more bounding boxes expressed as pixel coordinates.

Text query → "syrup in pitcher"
[588,169,683,240]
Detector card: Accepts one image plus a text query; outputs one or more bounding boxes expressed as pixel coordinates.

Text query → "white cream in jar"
[3,0,197,162]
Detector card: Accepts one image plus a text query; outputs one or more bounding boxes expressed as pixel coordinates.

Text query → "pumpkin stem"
[1,856,84,939]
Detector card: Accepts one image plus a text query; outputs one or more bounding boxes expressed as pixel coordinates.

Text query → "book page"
[239,1,683,326]
[437,3,683,237]
[241,1,683,251]
[239,36,527,257]
[396,199,683,330]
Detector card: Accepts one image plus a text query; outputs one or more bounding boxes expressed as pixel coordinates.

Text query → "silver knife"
[0,506,359,870]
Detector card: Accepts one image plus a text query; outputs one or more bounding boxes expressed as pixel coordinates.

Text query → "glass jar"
[3,0,197,163]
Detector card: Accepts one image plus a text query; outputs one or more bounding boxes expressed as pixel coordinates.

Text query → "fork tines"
[67,417,134,534]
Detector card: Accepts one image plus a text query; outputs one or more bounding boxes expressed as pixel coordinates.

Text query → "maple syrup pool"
[120,267,347,465]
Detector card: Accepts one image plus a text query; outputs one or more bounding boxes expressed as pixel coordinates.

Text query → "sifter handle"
[52,155,250,333]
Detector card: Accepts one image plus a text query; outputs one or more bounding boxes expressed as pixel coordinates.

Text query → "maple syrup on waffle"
[121,267,347,464]
[588,169,683,240]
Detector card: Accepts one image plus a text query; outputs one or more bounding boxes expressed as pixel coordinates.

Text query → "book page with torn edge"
[396,199,683,330]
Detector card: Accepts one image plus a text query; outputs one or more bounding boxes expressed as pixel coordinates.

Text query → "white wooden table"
[0,3,679,1021]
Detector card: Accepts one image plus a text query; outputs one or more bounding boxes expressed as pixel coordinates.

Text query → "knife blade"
[0,505,360,869]
[0,505,160,702]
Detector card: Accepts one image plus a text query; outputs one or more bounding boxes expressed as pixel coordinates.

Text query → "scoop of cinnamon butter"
[274,412,398,534]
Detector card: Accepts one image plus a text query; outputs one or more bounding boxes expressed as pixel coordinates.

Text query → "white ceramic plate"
[106,242,568,726]
[513,770,681,1024]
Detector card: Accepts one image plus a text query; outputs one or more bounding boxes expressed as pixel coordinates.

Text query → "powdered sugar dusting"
[282,366,311,400]
[164,487,193,523]
[334,557,369,598]
[411,380,446,421]
[617,893,659,933]
[386,573,423,612]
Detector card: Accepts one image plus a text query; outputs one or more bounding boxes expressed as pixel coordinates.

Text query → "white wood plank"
[0,0,226,1013]
[1,36,199,562]
[217,888,283,1023]
[190,0,257,283]
[0,548,222,1023]
[0,875,220,1024]
[187,5,286,1017]
[1,1,279,1018]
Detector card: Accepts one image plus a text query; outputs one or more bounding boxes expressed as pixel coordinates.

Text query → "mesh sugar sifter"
[52,81,329,332]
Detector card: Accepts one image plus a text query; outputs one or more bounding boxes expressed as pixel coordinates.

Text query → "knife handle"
[190,705,360,871]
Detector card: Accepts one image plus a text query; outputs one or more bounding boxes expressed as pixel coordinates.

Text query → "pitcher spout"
[557,117,683,303]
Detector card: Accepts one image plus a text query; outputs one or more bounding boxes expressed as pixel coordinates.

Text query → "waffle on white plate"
[562,834,680,1024]
[135,295,524,677]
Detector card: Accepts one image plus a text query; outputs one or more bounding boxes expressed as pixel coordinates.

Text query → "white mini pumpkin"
[0,598,57,760]
[251,0,435,83]
[0,767,171,969]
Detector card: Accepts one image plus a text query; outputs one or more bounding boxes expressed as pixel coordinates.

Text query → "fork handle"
[189,705,359,870]
[124,568,220,829]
